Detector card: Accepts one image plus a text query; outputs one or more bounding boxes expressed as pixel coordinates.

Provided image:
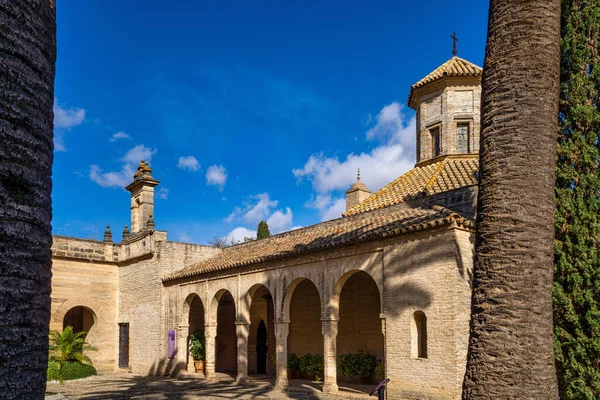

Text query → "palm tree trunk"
[0,1,56,399]
[462,0,561,398]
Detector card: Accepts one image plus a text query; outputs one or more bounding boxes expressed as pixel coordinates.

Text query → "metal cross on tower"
[451,31,458,56]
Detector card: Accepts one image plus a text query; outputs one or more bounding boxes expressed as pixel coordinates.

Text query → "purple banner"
[168,329,176,359]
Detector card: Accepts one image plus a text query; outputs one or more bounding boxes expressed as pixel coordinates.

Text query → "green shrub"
[47,361,97,382]
[287,353,301,370]
[299,353,324,381]
[337,351,377,379]
[189,329,205,361]
[375,360,385,381]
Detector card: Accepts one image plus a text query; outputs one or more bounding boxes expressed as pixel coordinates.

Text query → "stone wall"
[163,225,474,399]
[118,230,221,374]
[50,236,118,372]
[415,76,481,163]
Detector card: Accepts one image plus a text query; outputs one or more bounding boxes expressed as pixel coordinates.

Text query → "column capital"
[235,321,250,327]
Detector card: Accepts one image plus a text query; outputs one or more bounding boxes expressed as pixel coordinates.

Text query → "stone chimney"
[125,160,160,233]
[346,169,372,211]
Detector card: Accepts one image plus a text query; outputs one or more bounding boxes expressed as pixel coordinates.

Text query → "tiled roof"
[408,56,482,107]
[164,203,474,282]
[343,154,479,216]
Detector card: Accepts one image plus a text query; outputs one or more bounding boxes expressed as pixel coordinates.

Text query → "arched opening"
[185,294,205,371]
[247,285,275,377]
[412,311,427,359]
[63,306,95,337]
[216,290,237,373]
[287,279,323,380]
[336,271,384,385]
[256,320,267,374]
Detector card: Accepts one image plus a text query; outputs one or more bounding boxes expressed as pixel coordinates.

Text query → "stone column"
[380,314,386,380]
[274,321,290,389]
[236,322,250,384]
[322,319,339,394]
[205,324,218,379]
[176,324,192,373]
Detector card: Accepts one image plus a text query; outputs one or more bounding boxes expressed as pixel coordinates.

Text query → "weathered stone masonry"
[49,54,482,400]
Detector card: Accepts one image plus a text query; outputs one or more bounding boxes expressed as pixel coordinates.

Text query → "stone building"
[49,56,482,399]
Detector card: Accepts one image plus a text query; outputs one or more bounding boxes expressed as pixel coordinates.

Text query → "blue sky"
[53,0,489,244]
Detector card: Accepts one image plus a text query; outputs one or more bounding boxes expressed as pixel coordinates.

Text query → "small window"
[457,123,469,153]
[412,311,428,358]
[430,127,441,157]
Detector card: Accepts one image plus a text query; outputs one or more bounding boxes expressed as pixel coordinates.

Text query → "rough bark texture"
[0,1,56,399]
[463,0,561,398]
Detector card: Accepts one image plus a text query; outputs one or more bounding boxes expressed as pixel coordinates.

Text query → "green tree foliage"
[257,221,270,239]
[189,328,205,361]
[49,326,96,367]
[554,1,600,398]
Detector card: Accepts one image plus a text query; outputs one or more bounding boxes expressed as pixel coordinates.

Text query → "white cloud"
[122,144,157,164]
[54,99,86,130]
[89,164,134,188]
[157,188,169,200]
[89,144,157,189]
[178,232,192,242]
[177,156,201,171]
[306,194,346,221]
[110,131,130,142]
[206,164,228,190]
[226,227,256,243]
[225,193,294,234]
[243,193,278,224]
[53,99,86,151]
[266,207,293,232]
[293,102,416,220]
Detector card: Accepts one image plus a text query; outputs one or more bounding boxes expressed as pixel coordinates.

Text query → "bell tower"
[125,160,160,233]
[408,54,482,164]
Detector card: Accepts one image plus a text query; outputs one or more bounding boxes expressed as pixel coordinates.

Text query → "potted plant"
[337,350,377,384]
[300,353,324,382]
[287,353,301,379]
[189,328,205,373]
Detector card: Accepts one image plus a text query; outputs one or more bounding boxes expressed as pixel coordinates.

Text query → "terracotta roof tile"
[164,203,474,282]
[407,56,482,107]
[343,154,479,216]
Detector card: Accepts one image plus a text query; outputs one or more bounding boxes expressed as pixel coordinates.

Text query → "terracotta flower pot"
[193,360,205,374]
[287,369,298,379]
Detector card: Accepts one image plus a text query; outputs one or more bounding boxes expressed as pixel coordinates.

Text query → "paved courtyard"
[46,373,373,400]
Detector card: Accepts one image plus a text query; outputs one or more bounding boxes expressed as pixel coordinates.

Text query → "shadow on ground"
[46,373,373,399]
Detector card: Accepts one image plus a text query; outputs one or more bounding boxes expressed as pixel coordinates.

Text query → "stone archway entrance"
[288,279,323,380]
[247,285,275,377]
[256,320,267,374]
[336,271,383,385]
[215,291,237,373]
[184,294,205,373]
[63,306,95,336]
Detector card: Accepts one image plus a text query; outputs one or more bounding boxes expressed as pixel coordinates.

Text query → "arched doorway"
[63,306,95,336]
[215,290,237,373]
[184,294,205,372]
[287,279,323,380]
[256,320,267,374]
[336,271,383,385]
[247,285,275,376]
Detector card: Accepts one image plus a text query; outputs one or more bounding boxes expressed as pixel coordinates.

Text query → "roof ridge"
[164,203,472,282]
[423,158,448,195]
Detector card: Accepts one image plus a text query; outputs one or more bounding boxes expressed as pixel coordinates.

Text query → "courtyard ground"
[46,373,374,399]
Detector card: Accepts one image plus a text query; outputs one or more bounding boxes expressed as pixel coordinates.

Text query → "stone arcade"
[49,56,482,399]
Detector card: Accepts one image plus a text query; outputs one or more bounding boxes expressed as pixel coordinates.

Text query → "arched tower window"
[412,311,427,359]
